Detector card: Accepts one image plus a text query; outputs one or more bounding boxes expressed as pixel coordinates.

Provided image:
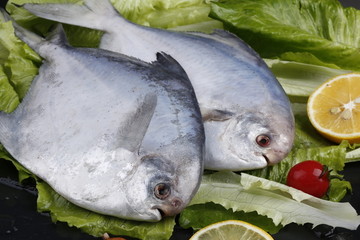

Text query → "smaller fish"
[0,13,204,222]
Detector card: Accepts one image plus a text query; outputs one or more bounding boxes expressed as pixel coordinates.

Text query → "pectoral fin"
[118,93,157,153]
[202,108,234,122]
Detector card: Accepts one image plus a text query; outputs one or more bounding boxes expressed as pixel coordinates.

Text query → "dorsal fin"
[153,52,189,79]
[45,24,68,46]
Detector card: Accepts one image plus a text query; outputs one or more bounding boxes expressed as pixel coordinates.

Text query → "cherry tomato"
[286,160,330,198]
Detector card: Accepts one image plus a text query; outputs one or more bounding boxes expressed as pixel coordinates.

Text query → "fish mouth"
[154,207,168,219]
[152,197,184,218]
[262,149,287,166]
[262,154,271,165]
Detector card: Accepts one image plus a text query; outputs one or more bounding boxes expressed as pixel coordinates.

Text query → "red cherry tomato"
[286,160,330,198]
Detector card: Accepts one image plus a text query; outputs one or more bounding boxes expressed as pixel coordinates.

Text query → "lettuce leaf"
[180,172,360,232]
[1,0,360,239]
[210,0,360,71]
[264,59,350,103]
[346,147,360,161]
[36,181,175,240]
[180,203,283,234]
[0,65,19,112]
[110,0,223,31]
[0,18,41,112]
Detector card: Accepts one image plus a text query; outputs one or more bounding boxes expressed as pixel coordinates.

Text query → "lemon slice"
[189,220,274,240]
[307,73,360,143]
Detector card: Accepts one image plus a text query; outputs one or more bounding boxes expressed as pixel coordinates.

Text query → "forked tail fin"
[1,9,69,60]
[22,0,124,32]
[0,8,45,53]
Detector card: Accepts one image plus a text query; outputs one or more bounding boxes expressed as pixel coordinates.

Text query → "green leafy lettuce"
[210,0,360,71]
[180,203,283,234]
[1,0,360,239]
[109,0,223,31]
[0,18,41,113]
[181,172,360,231]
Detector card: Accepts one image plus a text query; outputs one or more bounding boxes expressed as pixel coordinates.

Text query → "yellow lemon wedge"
[189,220,274,240]
[307,73,360,143]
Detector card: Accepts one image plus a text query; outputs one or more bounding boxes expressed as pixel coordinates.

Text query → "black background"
[1,0,360,240]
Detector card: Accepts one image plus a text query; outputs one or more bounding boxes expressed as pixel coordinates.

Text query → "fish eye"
[154,183,171,200]
[256,134,271,147]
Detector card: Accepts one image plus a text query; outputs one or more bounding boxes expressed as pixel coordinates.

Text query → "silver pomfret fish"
[22,0,295,171]
[0,19,204,221]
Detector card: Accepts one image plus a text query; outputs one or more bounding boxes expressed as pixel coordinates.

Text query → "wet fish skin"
[22,0,295,171]
[0,19,204,221]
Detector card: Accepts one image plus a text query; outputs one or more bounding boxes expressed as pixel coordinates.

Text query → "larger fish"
[0,17,204,221]
[22,0,295,171]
